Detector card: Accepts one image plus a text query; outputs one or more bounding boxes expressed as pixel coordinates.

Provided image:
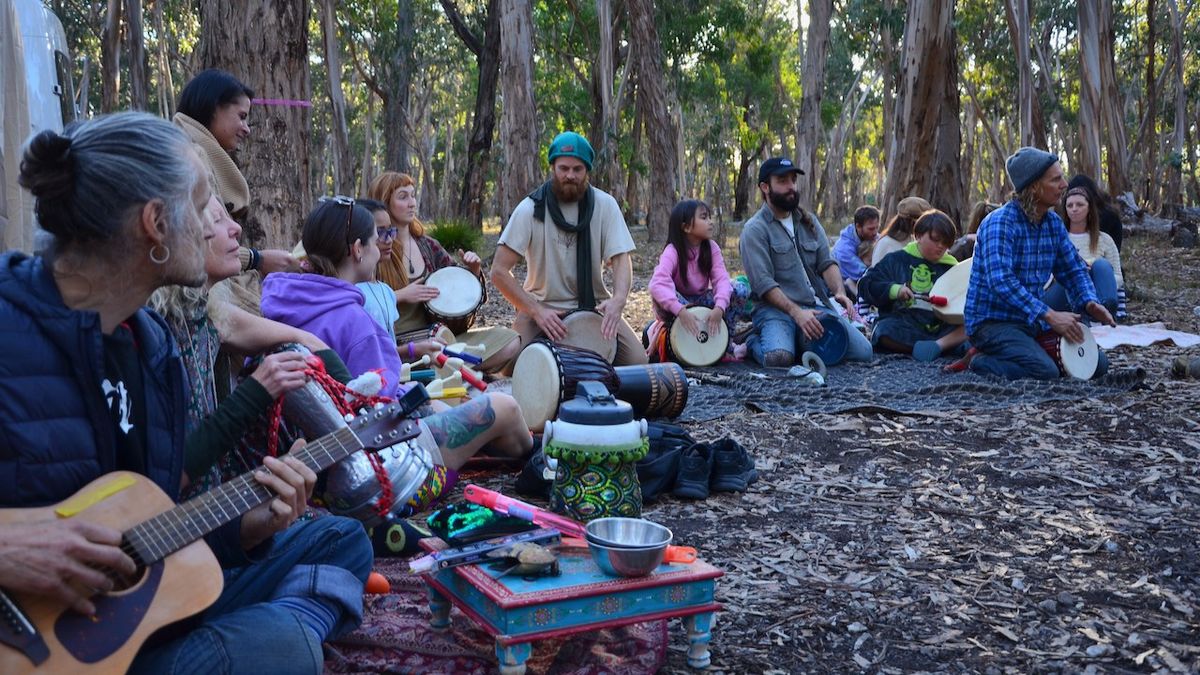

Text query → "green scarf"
[529,181,596,310]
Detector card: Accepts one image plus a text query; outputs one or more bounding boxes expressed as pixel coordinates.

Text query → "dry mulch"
[462,228,1200,674]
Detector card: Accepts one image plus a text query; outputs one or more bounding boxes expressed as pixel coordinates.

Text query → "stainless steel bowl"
[587,538,668,577]
[585,517,672,549]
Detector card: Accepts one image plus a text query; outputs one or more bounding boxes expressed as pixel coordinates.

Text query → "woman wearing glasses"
[368,172,521,373]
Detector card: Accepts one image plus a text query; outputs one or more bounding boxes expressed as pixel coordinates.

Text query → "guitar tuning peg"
[343,413,355,422]
[374,401,385,409]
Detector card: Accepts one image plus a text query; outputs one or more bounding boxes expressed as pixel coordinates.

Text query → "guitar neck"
[124,425,368,566]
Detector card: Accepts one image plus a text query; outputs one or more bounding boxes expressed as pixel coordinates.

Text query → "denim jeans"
[130,516,373,675]
[747,304,872,365]
[969,320,1109,381]
[1043,258,1118,314]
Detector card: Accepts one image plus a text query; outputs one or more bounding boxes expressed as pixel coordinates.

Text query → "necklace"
[402,239,419,276]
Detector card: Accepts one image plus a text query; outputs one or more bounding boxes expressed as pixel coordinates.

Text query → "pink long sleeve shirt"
[649,240,734,317]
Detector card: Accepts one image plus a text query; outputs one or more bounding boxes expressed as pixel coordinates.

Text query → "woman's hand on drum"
[1044,309,1085,344]
[534,304,568,341]
[595,297,625,340]
[396,283,440,304]
[676,308,703,338]
[1085,301,1117,327]
[250,351,311,399]
[705,306,725,336]
[458,249,483,276]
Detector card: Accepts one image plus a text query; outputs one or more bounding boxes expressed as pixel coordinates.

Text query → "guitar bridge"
[0,589,49,666]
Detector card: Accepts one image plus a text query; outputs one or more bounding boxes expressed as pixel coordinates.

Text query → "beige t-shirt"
[498,187,635,311]
[870,234,909,267]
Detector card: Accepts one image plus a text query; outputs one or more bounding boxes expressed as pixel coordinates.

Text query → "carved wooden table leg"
[684,611,714,668]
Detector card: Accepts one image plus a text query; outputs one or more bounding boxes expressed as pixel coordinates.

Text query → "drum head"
[425,267,483,318]
[559,310,617,363]
[511,342,564,432]
[807,313,848,366]
[930,257,972,325]
[668,306,728,367]
[1059,326,1099,380]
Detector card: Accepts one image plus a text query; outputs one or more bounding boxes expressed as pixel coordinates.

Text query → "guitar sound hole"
[107,564,148,595]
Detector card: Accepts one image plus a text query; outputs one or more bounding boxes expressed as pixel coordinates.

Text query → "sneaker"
[672,442,713,499]
[710,438,756,492]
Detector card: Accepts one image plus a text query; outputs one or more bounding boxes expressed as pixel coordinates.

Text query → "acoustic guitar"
[0,400,423,674]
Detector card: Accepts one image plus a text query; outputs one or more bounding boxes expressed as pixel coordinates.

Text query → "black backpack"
[514,421,696,502]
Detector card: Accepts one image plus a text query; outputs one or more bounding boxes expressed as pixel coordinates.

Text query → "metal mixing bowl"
[587,538,669,577]
[585,517,672,549]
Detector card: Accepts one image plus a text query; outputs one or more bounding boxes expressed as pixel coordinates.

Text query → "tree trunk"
[1097,1,1130,195]
[1164,0,1186,209]
[358,91,375,196]
[627,0,678,244]
[123,0,148,110]
[152,0,173,118]
[796,0,831,207]
[1076,2,1104,184]
[1002,0,1034,146]
[879,0,897,183]
[1140,0,1158,206]
[197,0,311,249]
[320,0,354,196]
[593,0,621,197]
[383,0,414,172]
[498,0,539,223]
[100,0,122,112]
[882,0,963,226]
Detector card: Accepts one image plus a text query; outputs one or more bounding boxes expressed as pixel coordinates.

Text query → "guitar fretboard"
[123,425,367,565]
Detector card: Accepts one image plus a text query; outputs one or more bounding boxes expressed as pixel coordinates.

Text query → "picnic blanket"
[325,557,667,675]
[677,356,1146,421]
[1090,322,1200,350]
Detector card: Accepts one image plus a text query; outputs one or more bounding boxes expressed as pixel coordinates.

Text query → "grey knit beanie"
[1005,147,1058,193]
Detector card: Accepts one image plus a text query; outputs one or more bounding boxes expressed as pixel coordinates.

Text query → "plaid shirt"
[965,199,1097,334]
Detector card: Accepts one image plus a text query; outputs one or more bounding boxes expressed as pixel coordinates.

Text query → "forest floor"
[465,224,1200,674]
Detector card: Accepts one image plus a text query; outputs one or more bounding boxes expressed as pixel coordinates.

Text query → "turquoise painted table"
[419,537,722,674]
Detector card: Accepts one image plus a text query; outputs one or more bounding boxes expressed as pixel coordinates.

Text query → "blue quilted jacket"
[0,252,250,566]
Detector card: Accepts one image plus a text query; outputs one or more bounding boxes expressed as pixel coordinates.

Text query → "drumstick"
[443,348,483,365]
[434,352,488,391]
[913,293,949,307]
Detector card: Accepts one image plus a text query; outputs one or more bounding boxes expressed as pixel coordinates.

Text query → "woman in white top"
[870,196,931,267]
[1046,186,1122,316]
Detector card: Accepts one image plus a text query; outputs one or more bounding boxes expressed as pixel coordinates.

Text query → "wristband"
[407,341,416,360]
[249,248,262,271]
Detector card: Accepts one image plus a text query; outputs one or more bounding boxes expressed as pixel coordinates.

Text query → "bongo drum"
[397,323,456,349]
[929,257,972,325]
[559,309,618,363]
[511,340,619,432]
[668,306,729,367]
[1036,326,1099,380]
[806,313,849,366]
[613,363,689,420]
[424,266,484,335]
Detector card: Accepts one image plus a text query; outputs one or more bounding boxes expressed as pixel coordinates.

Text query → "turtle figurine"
[486,542,560,579]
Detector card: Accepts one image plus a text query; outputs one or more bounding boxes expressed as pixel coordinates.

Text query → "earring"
[149,244,171,264]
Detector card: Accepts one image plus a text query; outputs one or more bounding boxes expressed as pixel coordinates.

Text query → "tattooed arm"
[422,394,533,470]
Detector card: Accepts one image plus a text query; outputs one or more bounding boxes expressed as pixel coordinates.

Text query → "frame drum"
[668,306,729,367]
[1037,326,1099,380]
[929,257,972,325]
[424,266,484,335]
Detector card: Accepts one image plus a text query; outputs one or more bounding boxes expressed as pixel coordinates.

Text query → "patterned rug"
[324,558,667,675]
[677,356,1147,421]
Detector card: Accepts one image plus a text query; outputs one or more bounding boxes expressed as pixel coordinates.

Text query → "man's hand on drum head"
[676,308,703,338]
[1085,301,1116,328]
[250,351,311,399]
[1044,309,1085,344]
[791,307,824,341]
[595,297,625,340]
[396,283,440,303]
[705,306,725,337]
[457,249,483,276]
[535,304,569,341]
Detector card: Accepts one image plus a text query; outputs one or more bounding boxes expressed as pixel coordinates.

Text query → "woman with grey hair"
[0,112,371,674]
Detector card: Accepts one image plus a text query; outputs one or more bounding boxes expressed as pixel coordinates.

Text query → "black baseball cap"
[758,157,804,184]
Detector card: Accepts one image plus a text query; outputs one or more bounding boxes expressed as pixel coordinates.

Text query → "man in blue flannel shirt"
[961,147,1116,380]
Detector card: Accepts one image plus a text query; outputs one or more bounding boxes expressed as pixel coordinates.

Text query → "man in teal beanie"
[492,131,648,369]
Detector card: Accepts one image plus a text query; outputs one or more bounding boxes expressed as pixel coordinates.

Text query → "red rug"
[324,558,668,675]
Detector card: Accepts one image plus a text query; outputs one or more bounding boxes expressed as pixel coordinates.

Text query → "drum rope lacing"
[266,356,397,518]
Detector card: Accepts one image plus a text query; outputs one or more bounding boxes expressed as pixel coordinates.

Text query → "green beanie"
[548,131,594,171]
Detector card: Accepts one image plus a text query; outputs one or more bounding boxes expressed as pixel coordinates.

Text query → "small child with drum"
[857,209,968,362]
[646,199,749,365]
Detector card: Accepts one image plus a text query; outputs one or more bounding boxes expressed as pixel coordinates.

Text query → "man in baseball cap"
[957,146,1116,379]
[738,156,871,368]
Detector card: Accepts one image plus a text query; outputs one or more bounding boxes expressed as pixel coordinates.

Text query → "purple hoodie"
[261,272,403,397]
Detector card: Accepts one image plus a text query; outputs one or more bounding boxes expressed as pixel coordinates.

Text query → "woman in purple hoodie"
[262,197,405,396]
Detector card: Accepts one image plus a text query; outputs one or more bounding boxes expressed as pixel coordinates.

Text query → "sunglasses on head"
[319,195,356,249]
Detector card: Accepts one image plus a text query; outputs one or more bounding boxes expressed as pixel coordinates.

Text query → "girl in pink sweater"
[646,200,748,360]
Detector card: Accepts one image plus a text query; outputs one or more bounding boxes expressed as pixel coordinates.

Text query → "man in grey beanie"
[956,146,1116,380]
